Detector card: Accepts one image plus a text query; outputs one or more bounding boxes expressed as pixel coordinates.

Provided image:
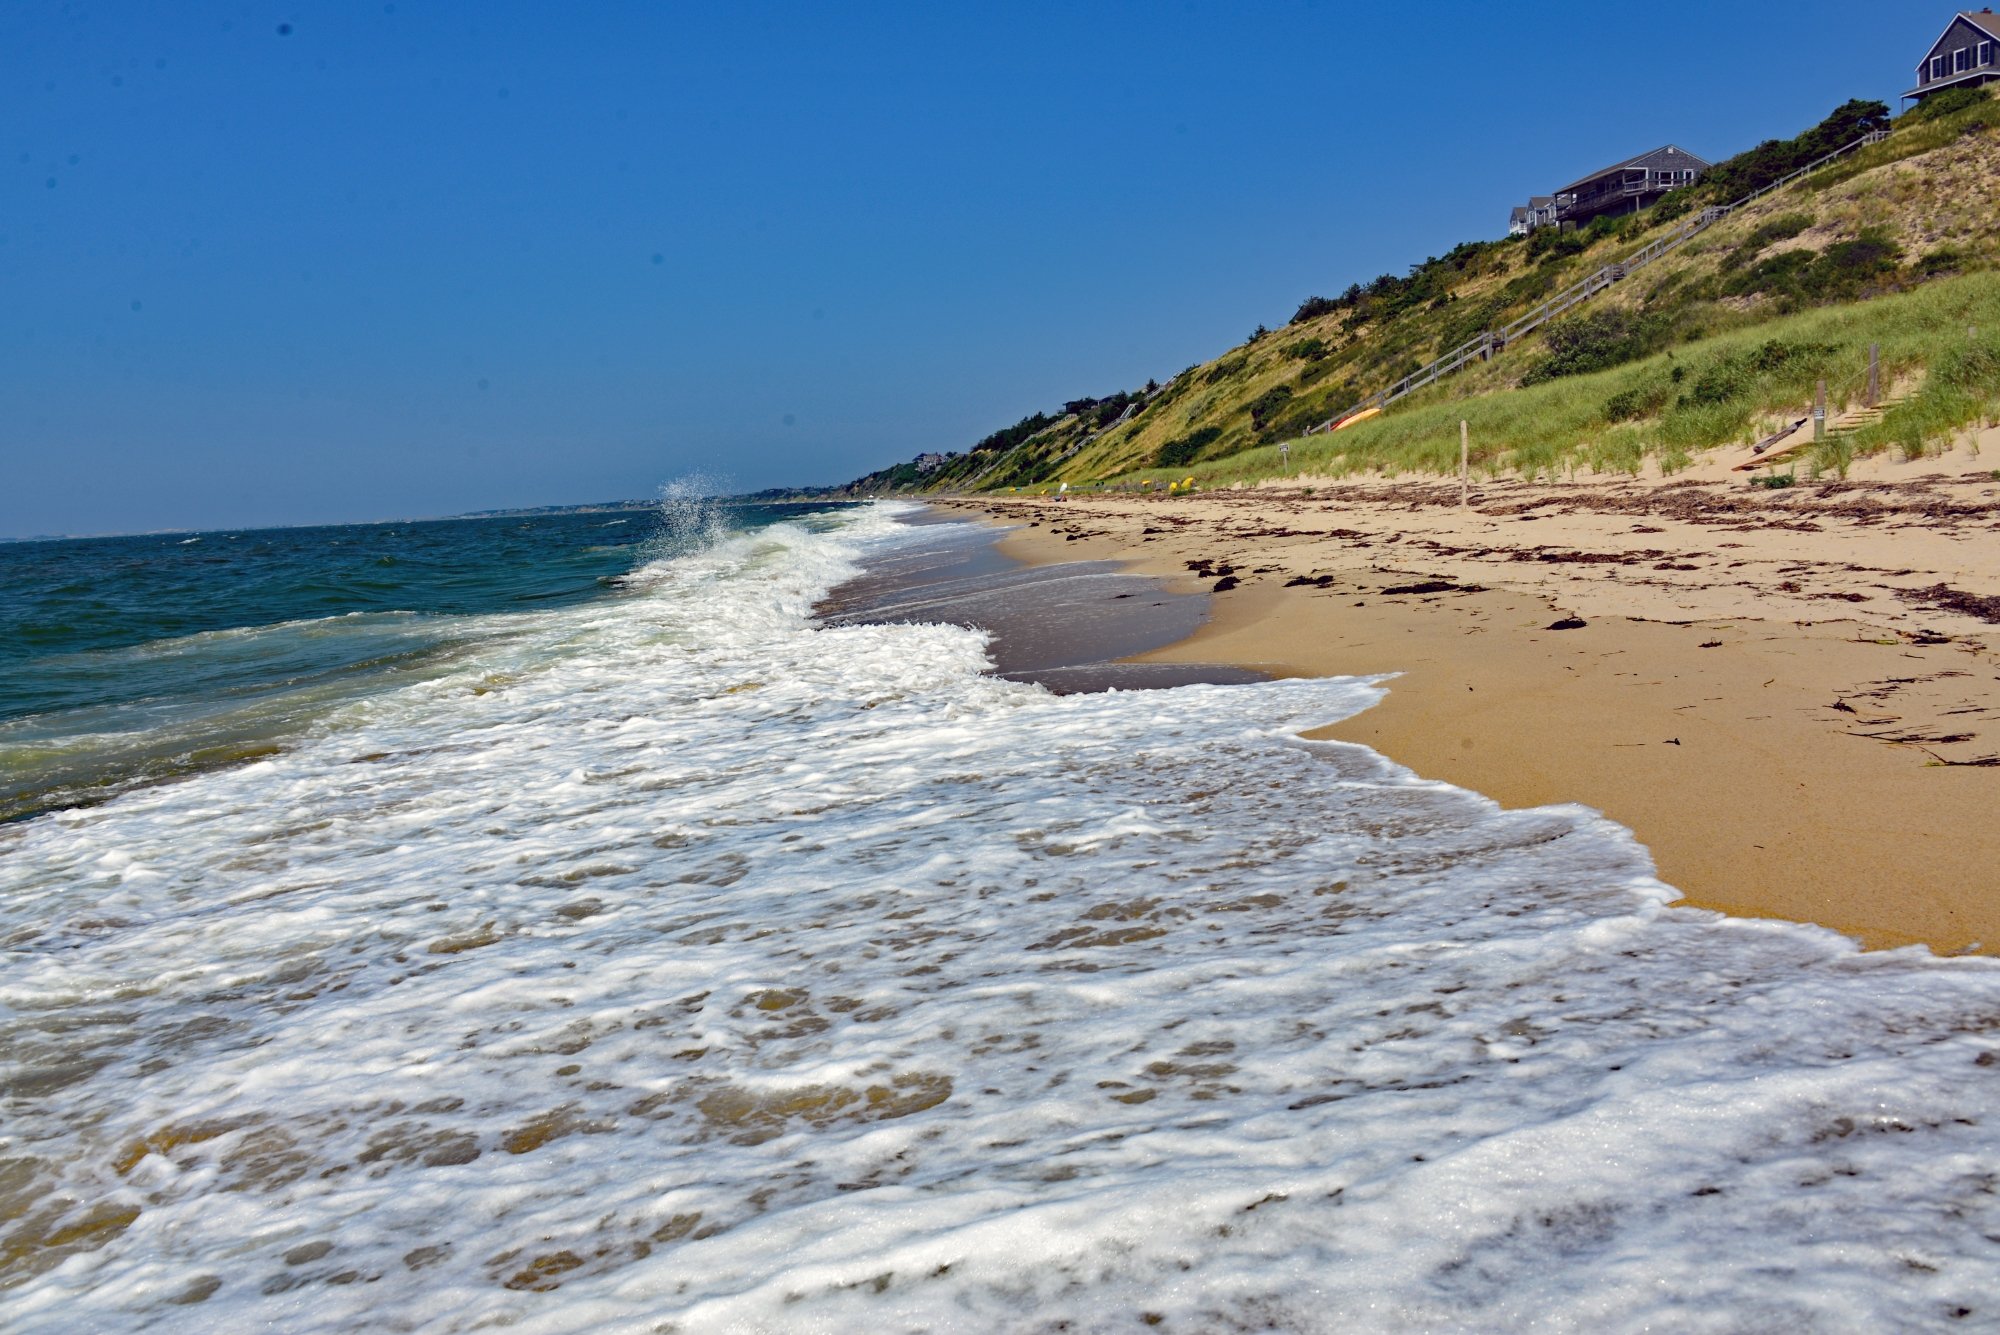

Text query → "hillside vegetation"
[842,91,2000,494]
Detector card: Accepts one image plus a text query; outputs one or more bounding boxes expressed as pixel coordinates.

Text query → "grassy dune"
[1114,273,2000,488]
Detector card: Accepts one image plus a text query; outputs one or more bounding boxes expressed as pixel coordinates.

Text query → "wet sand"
[816,511,1262,693]
[936,438,2000,953]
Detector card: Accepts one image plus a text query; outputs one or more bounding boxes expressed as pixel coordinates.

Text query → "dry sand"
[936,433,2000,954]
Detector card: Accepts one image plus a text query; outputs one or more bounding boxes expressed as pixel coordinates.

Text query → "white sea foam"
[3,503,1999,1332]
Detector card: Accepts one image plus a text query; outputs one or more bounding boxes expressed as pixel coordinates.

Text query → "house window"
[1933,54,1950,79]
[1958,46,1974,73]
[1982,41,1995,66]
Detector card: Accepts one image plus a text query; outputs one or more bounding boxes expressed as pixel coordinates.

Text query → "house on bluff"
[1507,197,1558,237]
[1508,145,1710,234]
[1905,10,2000,101]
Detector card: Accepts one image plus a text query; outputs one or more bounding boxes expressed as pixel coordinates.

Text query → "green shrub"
[1248,385,1295,433]
[1749,338,1835,373]
[1907,86,1990,124]
[1720,213,1814,271]
[1529,228,1590,262]
[1676,339,1834,410]
[1679,358,1747,408]
[1700,99,1891,201]
[1155,427,1222,468]
[1722,228,1903,306]
[1748,212,1814,246]
[1651,189,1696,222]
[1286,337,1331,362]
[1816,228,1904,295]
[1604,381,1670,423]
[1583,213,1638,243]
[1290,295,1341,325]
[1522,309,1670,384]
[1722,248,1817,298]
[1645,271,1688,306]
[1919,247,1970,277]
[1202,355,1247,386]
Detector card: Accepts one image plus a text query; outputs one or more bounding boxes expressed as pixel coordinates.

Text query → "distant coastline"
[0,499,650,545]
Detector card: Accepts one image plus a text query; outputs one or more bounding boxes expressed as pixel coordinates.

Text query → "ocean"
[3,498,2000,1332]
[0,498,818,825]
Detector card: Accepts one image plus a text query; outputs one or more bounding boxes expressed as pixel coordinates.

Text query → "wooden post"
[1866,343,1880,408]
[1813,380,1827,443]
[1459,420,1469,509]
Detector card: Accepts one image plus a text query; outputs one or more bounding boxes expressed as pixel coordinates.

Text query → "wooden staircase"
[1732,393,1913,472]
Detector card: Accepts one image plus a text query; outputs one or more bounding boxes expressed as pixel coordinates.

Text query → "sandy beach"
[941,435,2000,954]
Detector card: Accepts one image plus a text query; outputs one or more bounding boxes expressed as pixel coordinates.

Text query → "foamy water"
[4,503,1999,1332]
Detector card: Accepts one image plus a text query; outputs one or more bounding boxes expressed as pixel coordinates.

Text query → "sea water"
[3,501,1999,1332]
[0,498,806,824]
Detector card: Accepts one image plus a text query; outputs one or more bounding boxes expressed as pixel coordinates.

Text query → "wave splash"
[637,474,734,572]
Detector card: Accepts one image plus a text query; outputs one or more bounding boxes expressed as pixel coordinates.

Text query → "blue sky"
[3,1,1929,535]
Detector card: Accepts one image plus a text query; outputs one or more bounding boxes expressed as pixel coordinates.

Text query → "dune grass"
[1104,272,2000,487]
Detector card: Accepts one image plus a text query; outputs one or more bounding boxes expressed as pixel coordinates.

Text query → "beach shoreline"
[932,441,2000,953]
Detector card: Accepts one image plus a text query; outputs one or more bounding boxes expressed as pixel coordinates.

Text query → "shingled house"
[1507,145,1709,234]
[1553,145,1709,226]
[1904,10,2000,101]
[1507,197,1558,237]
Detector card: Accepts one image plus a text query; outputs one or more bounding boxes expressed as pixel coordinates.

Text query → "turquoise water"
[0,499,844,822]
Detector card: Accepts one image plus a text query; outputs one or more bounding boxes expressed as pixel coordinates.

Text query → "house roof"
[1913,10,2000,68]
[1956,10,2000,41]
[1552,145,1711,197]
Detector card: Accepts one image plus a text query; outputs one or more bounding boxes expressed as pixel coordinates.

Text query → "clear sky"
[4,0,1929,535]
